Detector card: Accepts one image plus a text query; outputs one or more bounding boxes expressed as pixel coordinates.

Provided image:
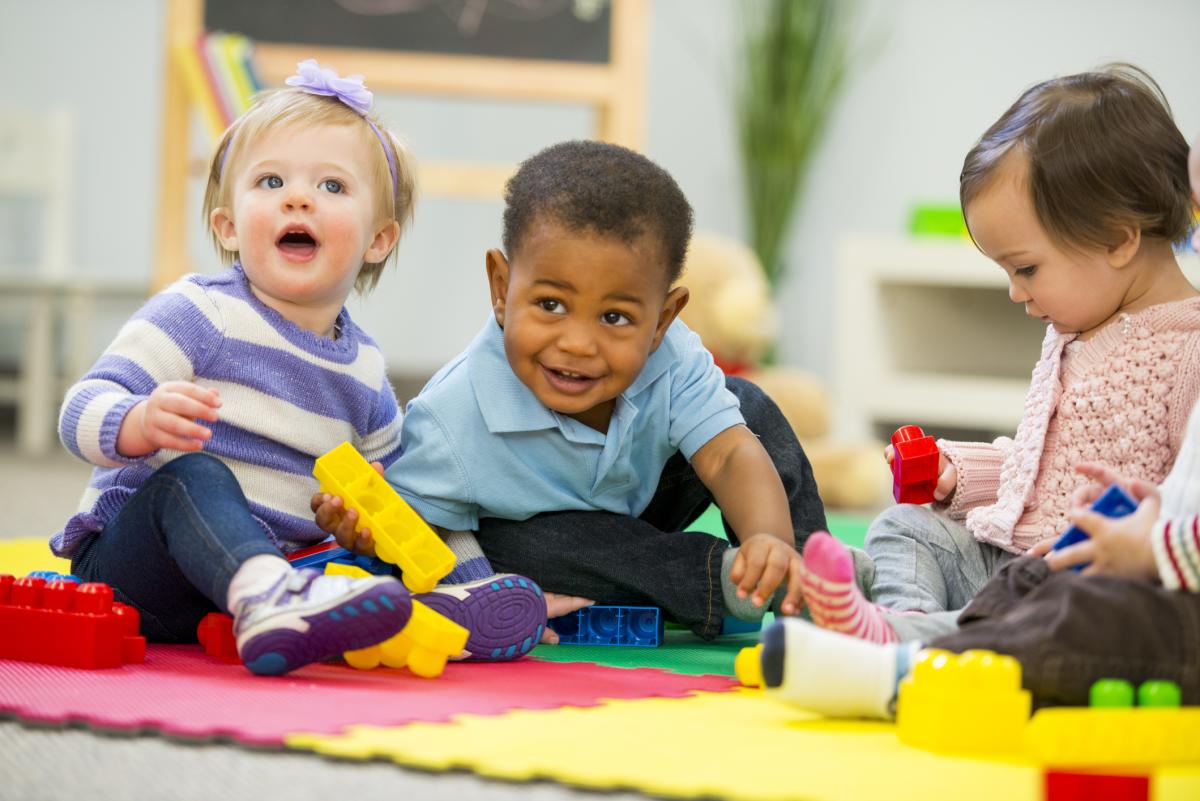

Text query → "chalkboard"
[205,0,612,63]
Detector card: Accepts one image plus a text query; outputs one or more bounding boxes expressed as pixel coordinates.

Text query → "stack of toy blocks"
[1030,678,1199,800]
[0,574,145,668]
[549,605,664,647]
[896,648,1031,755]
[890,425,940,505]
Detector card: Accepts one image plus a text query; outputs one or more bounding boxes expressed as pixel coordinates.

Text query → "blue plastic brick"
[26,570,80,583]
[719,615,763,636]
[549,605,663,647]
[287,544,354,569]
[1051,484,1138,571]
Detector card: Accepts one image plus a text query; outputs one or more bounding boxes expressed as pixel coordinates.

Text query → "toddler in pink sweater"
[801,64,1200,644]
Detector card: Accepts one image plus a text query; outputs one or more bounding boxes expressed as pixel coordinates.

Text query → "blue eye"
[257,175,283,189]
[1015,265,1037,278]
[321,179,343,194]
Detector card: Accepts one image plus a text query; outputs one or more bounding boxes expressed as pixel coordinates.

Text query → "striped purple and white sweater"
[53,265,402,558]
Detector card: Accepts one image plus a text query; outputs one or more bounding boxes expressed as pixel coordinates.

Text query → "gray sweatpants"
[856,504,1016,642]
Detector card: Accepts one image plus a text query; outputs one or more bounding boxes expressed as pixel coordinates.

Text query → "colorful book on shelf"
[173,31,261,139]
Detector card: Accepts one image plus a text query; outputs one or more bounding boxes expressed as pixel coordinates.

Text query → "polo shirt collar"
[466,315,673,435]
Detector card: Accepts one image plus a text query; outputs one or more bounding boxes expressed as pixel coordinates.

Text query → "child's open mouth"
[276,229,319,261]
[541,365,598,395]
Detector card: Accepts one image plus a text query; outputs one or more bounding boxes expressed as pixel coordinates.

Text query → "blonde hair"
[202,88,416,293]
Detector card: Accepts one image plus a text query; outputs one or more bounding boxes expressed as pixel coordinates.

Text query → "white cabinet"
[832,236,1200,442]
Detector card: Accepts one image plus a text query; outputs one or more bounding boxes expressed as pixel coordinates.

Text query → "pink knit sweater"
[937,298,1200,553]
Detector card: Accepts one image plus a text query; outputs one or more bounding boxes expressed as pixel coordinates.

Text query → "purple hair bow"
[286,59,373,116]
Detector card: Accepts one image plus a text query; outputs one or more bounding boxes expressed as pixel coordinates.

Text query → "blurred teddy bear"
[679,232,888,509]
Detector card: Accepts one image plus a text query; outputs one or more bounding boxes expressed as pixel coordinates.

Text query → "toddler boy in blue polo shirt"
[326,141,828,640]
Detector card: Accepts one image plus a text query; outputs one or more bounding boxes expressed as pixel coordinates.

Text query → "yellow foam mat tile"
[0,538,70,577]
[287,688,1039,801]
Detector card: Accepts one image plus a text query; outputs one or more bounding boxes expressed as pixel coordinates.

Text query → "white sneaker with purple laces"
[234,568,412,676]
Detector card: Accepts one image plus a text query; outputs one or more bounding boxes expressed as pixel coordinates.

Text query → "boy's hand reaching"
[540,592,595,645]
[884,446,957,501]
[118,381,221,457]
[729,533,805,615]
[310,460,385,557]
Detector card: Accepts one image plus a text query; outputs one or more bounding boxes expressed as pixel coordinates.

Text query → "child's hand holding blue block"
[1051,484,1138,571]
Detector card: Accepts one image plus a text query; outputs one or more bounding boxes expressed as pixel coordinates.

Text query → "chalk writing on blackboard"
[205,0,613,63]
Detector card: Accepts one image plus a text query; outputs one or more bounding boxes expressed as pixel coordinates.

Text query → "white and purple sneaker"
[234,569,412,676]
[416,574,547,661]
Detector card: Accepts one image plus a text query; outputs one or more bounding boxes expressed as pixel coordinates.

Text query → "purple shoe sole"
[240,582,413,676]
[417,575,547,661]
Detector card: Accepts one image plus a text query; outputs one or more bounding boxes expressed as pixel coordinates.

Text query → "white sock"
[226,554,292,613]
[760,618,921,719]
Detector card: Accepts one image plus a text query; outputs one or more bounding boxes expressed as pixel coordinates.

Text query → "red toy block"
[0,574,145,669]
[1044,770,1149,801]
[197,612,241,664]
[891,425,940,505]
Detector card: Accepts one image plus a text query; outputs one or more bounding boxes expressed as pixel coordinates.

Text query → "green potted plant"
[736,0,855,293]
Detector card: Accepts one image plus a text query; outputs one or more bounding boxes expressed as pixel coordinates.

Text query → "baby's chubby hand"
[310,460,385,557]
[540,592,595,645]
[729,533,805,615]
[884,445,957,502]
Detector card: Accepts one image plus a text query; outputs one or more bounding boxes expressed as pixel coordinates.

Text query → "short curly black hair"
[502,140,694,285]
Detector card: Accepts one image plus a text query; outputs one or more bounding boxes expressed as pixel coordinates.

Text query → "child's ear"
[485,249,510,327]
[365,220,401,263]
[651,286,690,351]
[210,207,238,251]
[1107,225,1141,269]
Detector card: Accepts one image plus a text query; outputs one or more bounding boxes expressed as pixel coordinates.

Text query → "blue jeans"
[71,453,281,643]
[476,377,828,639]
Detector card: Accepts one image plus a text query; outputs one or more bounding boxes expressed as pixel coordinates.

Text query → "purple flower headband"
[222,59,399,191]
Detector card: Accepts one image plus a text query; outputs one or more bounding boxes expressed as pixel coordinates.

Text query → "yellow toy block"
[896,649,1031,756]
[313,442,456,593]
[325,561,469,678]
[1025,706,1200,767]
[344,601,469,678]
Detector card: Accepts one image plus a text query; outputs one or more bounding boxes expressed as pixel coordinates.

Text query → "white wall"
[3,0,1199,381]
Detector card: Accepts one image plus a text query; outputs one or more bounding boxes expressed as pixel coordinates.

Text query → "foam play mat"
[0,644,734,745]
[5,536,1199,801]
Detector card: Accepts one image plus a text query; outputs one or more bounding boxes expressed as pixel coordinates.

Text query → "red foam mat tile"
[0,645,735,745]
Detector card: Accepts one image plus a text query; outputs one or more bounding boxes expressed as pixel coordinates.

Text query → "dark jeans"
[932,556,1200,707]
[477,377,828,639]
[71,453,280,643]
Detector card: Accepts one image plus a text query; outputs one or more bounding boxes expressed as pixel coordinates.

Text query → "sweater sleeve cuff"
[1154,516,1200,592]
[936,439,1008,520]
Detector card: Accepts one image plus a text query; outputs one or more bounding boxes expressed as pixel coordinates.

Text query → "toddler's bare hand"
[1046,491,1160,579]
[310,492,377,557]
[729,533,805,615]
[540,592,595,644]
[121,381,221,456]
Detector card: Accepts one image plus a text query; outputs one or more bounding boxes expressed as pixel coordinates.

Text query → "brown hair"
[202,88,416,294]
[960,64,1192,251]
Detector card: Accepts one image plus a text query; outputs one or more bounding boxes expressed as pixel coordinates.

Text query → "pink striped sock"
[801,532,897,644]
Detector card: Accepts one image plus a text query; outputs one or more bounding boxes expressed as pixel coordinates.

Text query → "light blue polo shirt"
[386,316,744,531]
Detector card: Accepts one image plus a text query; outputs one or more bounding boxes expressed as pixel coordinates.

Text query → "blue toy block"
[329,553,395,576]
[549,605,663,647]
[1052,484,1138,571]
[719,615,763,636]
[26,571,80,583]
[286,540,354,569]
